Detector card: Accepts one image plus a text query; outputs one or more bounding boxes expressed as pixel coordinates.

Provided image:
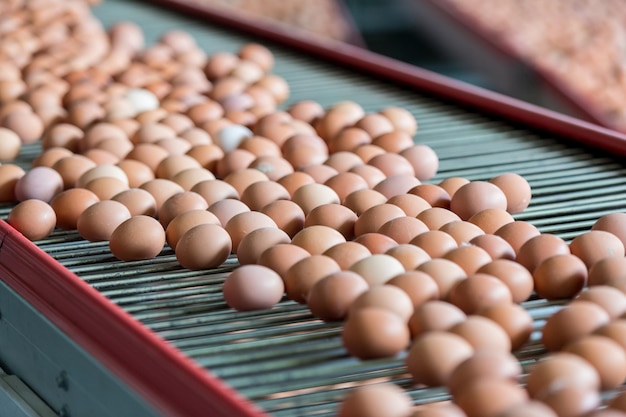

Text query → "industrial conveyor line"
[1,0,626,416]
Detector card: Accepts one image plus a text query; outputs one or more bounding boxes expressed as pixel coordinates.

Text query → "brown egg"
[526,352,601,398]
[76,200,132,242]
[439,221,484,245]
[400,144,439,181]
[467,208,514,234]
[494,220,541,255]
[260,199,305,238]
[7,199,57,241]
[569,230,625,269]
[258,243,310,280]
[305,203,357,240]
[111,188,158,217]
[443,245,492,276]
[349,285,414,322]
[299,164,339,184]
[224,211,277,252]
[328,127,371,153]
[417,259,467,299]
[287,100,324,125]
[323,241,372,270]
[125,143,169,172]
[190,179,239,206]
[387,271,439,308]
[450,181,508,220]
[588,256,626,289]
[236,227,290,265]
[165,209,220,250]
[0,127,21,160]
[495,401,558,417]
[592,212,626,248]
[248,155,295,181]
[355,113,394,139]
[594,319,626,351]
[448,273,513,314]
[489,173,532,214]
[411,403,468,417]
[349,254,406,286]
[239,180,289,211]
[354,144,387,163]
[438,177,470,198]
[157,191,208,228]
[1,111,44,143]
[541,301,611,351]
[353,233,398,254]
[538,386,600,417]
[155,154,202,179]
[291,224,346,255]
[368,152,415,177]
[449,315,512,352]
[516,233,570,273]
[533,254,588,300]
[563,335,626,390]
[454,379,528,417]
[343,189,388,216]
[324,172,369,203]
[387,193,431,217]
[324,152,363,173]
[342,307,410,359]
[379,106,418,136]
[378,216,429,245]
[409,184,451,209]
[609,391,626,413]
[373,174,421,199]
[349,164,387,189]
[354,203,405,236]
[307,271,369,322]
[372,131,414,153]
[478,302,533,351]
[84,177,129,201]
[109,215,165,261]
[284,255,341,303]
[385,244,431,270]
[222,265,284,311]
[275,171,315,196]
[52,154,96,189]
[170,167,216,191]
[337,383,412,417]
[406,331,474,386]
[576,286,626,319]
[281,133,328,170]
[476,259,534,304]
[31,147,74,168]
[417,207,461,230]
[410,230,458,259]
[186,144,224,172]
[207,199,250,227]
[175,223,232,270]
[50,188,100,230]
[469,234,515,261]
[316,101,364,141]
[291,183,340,215]
[139,179,184,211]
[447,349,522,396]
[408,300,467,339]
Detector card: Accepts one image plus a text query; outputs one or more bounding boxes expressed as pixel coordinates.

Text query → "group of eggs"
[3,1,626,417]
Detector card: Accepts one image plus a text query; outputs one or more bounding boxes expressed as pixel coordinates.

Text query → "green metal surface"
[7,0,626,416]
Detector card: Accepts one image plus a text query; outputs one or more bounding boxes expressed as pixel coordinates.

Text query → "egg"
[223,168,269,196]
[443,245,492,276]
[468,234,515,261]
[408,184,451,209]
[111,188,157,217]
[489,172,532,214]
[386,193,431,217]
[284,255,341,303]
[343,189,388,216]
[400,144,439,181]
[175,223,232,270]
[76,199,132,242]
[349,285,414,322]
[7,199,57,241]
[139,179,184,211]
[224,211,277,252]
[207,199,250,227]
[454,378,528,417]
[447,273,513,314]
[563,335,626,390]
[385,244,431,270]
[337,383,412,417]
[494,220,541,255]
[516,233,570,272]
[417,259,467,299]
[541,301,611,351]
[446,349,522,396]
[260,199,305,238]
[449,315,512,352]
[14,166,63,202]
[323,241,372,270]
[438,221,484,245]
[165,209,220,250]
[307,271,369,322]
[410,230,459,259]
[0,127,22,160]
[290,224,346,255]
[354,203,406,236]
[349,254,406,286]
[353,232,398,254]
[323,172,369,203]
[408,301,467,339]
[236,227,290,265]
[467,208,514,234]
[157,191,208,228]
[416,207,461,230]
[304,203,357,240]
[190,179,239,206]
[257,243,310,280]
[109,215,165,261]
[49,188,100,230]
[476,259,534,304]
[373,174,421,199]
[406,331,474,386]
[52,154,96,189]
[342,307,410,360]
[477,302,533,351]
[239,180,290,211]
[569,230,625,269]
[527,353,602,397]
[533,254,588,300]
[592,212,626,248]
[222,265,284,311]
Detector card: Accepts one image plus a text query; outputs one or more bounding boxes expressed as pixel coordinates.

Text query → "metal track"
[4,0,626,416]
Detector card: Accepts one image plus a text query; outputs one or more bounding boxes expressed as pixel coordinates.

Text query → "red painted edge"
[0,222,267,417]
[152,0,626,155]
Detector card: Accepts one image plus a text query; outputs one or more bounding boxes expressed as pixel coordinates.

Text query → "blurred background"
[196,0,626,134]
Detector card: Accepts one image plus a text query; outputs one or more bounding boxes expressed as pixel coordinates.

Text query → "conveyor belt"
[3,0,626,416]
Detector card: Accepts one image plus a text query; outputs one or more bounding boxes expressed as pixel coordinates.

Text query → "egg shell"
[467,208,514,235]
[541,301,611,351]
[494,220,541,255]
[439,221,484,245]
[592,212,626,249]
[349,285,414,322]
[443,245,492,276]
[537,386,600,417]
[438,177,470,198]
[257,243,310,280]
[576,286,626,319]
[31,147,74,168]
[368,152,415,177]
[336,383,412,417]
[291,183,340,215]
[417,259,467,299]
[379,106,418,136]
[175,223,232,270]
[349,254,406,286]
[563,335,626,390]
[468,234,515,261]
[407,301,466,340]
[224,211,277,252]
[324,152,364,173]
[348,164,387,189]
[77,200,132,242]
[449,315,511,352]
[373,174,421,199]
[449,181,508,221]
[284,255,341,303]
[236,227,290,265]
[307,271,369,322]
[7,199,57,241]
[50,188,100,230]
[85,177,129,201]
[342,189,388,216]
[207,199,250,227]
[447,273,513,314]
[323,241,372,270]
[569,230,625,269]
[125,143,169,172]
[516,233,570,272]
[533,254,588,300]
[385,244,431,270]
[455,378,528,417]
[594,319,626,351]
[386,193,431,217]
[304,203,357,240]
[222,265,284,311]
[489,173,532,214]
[170,167,216,191]
[406,330,474,387]
[0,127,22,160]
[477,302,533,351]
[260,199,305,238]
[495,401,558,417]
[342,307,410,360]
[190,179,239,206]
[372,130,414,153]
[416,207,461,230]
[354,203,406,236]
[111,188,158,217]
[409,184,450,209]
[139,179,185,211]
[477,257,534,302]
[14,166,63,202]
[378,216,429,244]
[290,225,346,255]
[109,215,166,261]
[165,209,220,250]
[157,191,208,228]
[223,168,269,197]
[400,144,439,181]
[323,172,369,203]
[410,230,459,259]
[446,349,522,396]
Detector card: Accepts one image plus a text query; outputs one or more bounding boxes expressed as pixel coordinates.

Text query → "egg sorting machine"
[2,0,626,416]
